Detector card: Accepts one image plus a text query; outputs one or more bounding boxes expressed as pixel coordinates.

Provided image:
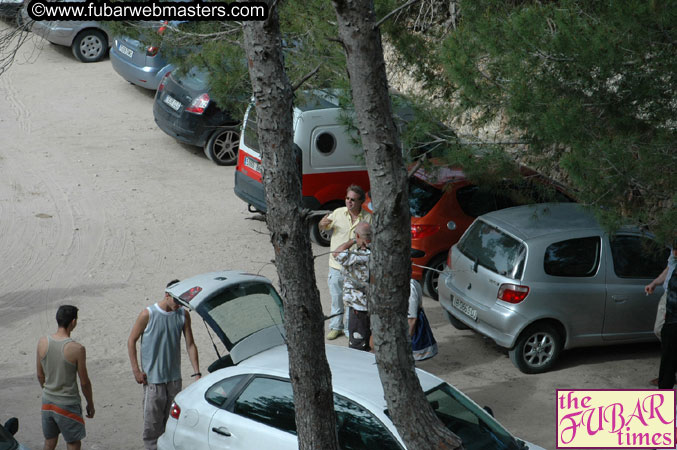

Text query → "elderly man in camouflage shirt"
[333,222,372,351]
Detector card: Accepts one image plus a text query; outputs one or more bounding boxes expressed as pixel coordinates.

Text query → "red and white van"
[234,91,371,245]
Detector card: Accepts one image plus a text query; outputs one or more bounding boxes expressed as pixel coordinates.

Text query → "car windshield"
[457,220,526,279]
[409,176,443,217]
[195,281,284,349]
[424,383,525,450]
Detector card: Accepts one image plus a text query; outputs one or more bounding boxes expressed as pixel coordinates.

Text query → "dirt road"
[0,29,661,450]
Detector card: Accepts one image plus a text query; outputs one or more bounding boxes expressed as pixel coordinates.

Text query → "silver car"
[27,0,110,62]
[110,20,195,90]
[439,203,669,374]
[110,33,173,90]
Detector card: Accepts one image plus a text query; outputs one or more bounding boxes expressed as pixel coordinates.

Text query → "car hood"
[166,271,285,364]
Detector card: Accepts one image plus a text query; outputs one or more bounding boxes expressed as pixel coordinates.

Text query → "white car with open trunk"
[157,271,545,450]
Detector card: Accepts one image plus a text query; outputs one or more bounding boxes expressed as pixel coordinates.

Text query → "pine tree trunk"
[331,0,464,448]
[242,7,340,450]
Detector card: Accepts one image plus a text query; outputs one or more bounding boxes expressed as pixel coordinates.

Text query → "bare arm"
[646,266,669,294]
[408,317,417,337]
[75,344,95,418]
[127,309,149,385]
[318,214,333,231]
[332,239,355,259]
[183,311,201,380]
[36,337,46,388]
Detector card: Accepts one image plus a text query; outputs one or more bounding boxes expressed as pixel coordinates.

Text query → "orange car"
[364,163,573,299]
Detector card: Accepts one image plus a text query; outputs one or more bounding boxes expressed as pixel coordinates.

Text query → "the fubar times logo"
[556,389,676,448]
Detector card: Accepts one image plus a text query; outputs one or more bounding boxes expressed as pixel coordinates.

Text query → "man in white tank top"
[127,279,201,450]
[36,305,95,450]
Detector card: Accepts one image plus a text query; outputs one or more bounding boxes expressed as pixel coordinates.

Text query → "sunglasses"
[346,197,361,202]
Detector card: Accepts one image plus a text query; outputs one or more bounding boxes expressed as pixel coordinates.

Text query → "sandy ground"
[0,25,663,450]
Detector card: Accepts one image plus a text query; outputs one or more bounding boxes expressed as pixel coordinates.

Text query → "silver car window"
[610,235,669,279]
[544,237,601,277]
[457,220,526,278]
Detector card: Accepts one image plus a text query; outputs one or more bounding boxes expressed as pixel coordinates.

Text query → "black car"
[153,68,240,165]
[0,417,27,450]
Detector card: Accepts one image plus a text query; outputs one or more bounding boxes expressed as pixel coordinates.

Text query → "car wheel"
[72,30,108,62]
[309,202,342,246]
[423,254,446,300]
[509,323,562,374]
[204,126,240,166]
[443,309,469,330]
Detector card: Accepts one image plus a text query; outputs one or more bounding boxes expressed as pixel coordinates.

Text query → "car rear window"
[243,105,259,152]
[457,220,526,279]
[544,237,601,277]
[176,67,209,91]
[409,177,443,217]
[455,185,501,218]
[196,281,283,349]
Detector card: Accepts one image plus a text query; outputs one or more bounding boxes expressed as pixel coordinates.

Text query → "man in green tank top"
[36,305,95,450]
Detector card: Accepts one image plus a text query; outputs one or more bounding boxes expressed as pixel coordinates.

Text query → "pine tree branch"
[374,0,421,29]
[292,64,321,91]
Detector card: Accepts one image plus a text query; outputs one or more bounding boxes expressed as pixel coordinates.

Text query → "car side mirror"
[446,221,456,231]
[3,417,18,435]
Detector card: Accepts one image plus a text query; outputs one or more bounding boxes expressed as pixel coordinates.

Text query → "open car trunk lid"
[166,271,285,366]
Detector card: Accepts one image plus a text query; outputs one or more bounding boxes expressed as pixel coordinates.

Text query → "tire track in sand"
[0,73,32,134]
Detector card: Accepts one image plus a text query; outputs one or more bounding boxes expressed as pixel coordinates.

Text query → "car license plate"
[453,296,477,321]
[244,156,261,172]
[163,95,181,111]
[119,44,133,58]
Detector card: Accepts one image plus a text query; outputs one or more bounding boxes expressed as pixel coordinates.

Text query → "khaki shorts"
[42,401,85,443]
[143,380,182,450]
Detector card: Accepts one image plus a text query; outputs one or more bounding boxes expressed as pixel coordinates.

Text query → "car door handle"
[212,426,232,437]
[612,295,628,303]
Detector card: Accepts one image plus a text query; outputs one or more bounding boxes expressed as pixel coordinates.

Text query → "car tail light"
[411,224,440,239]
[498,284,530,304]
[169,402,181,420]
[179,286,202,302]
[446,247,452,269]
[158,71,171,92]
[147,46,159,56]
[186,94,210,114]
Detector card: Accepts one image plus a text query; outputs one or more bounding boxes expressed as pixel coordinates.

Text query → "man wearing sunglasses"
[127,279,201,450]
[319,185,372,340]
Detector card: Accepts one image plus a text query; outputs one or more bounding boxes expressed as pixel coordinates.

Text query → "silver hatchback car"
[439,203,669,374]
[25,0,110,62]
